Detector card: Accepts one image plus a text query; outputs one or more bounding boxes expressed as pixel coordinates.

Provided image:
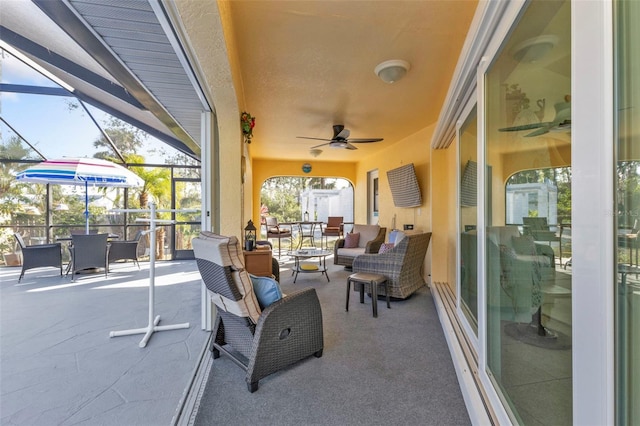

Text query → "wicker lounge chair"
[68,233,109,281]
[193,231,323,392]
[13,233,63,282]
[352,232,432,299]
[334,224,386,268]
[108,230,144,270]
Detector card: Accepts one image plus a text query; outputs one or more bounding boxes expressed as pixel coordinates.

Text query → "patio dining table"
[281,221,325,249]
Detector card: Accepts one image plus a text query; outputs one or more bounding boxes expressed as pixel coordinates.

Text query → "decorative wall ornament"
[241,111,255,143]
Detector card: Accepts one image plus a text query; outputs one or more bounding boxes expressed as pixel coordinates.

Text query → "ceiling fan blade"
[524,127,551,137]
[297,136,332,141]
[345,142,358,150]
[335,128,350,139]
[498,122,546,132]
[348,138,384,143]
[311,142,331,149]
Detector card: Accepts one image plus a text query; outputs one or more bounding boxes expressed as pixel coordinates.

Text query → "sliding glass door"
[482,1,572,423]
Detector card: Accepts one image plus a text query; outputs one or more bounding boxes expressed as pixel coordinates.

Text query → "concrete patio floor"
[0,260,208,426]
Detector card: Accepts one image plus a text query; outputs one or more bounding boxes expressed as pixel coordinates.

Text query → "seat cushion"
[269,227,290,234]
[352,224,380,248]
[336,247,366,258]
[194,232,261,323]
[512,235,536,255]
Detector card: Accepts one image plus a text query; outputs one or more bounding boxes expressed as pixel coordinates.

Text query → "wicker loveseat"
[334,224,386,268]
[193,231,323,392]
[351,232,432,299]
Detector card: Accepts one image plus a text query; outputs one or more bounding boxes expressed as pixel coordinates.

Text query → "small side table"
[243,249,273,277]
[346,272,390,318]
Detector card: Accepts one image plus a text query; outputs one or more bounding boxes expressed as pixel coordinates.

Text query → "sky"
[1,50,173,163]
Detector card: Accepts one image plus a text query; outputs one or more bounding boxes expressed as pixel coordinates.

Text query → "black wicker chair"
[67,233,109,281]
[13,233,62,282]
[108,230,144,270]
[193,231,323,392]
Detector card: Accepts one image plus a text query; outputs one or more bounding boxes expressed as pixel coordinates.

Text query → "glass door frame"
[572,1,615,423]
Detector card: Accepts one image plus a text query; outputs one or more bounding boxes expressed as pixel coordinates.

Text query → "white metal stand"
[109,202,192,348]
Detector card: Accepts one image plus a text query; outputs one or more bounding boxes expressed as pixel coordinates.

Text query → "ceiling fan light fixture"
[330,141,349,149]
[374,59,411,84]
[309,148,322,157]
[511,35,558,63]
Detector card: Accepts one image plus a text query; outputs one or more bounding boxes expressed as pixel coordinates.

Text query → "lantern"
[244,220,256,251]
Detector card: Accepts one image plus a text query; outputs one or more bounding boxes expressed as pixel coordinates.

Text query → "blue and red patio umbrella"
[15,157,144,234]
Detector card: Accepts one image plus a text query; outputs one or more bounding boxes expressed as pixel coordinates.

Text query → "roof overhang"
[1,0,211,160]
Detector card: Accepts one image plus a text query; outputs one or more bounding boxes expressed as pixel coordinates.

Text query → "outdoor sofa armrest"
[247,287,324,391]
[535,243,555,267]
[352,251,405,281]
[334,238,346,250]
[364,227,386,254]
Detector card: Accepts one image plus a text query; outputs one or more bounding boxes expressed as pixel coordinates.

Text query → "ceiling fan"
[297,125,383,150]
[499,96,571,138]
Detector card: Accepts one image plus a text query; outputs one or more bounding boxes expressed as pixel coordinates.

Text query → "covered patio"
[0,260,207,425]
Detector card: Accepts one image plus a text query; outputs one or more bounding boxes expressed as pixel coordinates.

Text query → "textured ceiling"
[224,1,478,162]
[2,0,478,163]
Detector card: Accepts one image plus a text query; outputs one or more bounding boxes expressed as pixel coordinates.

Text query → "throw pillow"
[378,242,395,253]
[512,235,536,255]
[249,274,283,309]
[344,232,360,248]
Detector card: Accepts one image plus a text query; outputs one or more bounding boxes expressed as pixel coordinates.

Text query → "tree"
[93,117,147,159]
[0,137,33,220]
[148,146,200,178]
[126,154,171,258]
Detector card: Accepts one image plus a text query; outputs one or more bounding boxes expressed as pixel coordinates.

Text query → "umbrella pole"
[85,181,90,234]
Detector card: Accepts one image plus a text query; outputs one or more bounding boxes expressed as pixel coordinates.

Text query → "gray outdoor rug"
[193,261,470,426]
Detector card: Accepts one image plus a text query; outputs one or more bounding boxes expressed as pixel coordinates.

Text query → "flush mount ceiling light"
[374,59,411,84]
[309,148,322,157]
[511,35,558,63]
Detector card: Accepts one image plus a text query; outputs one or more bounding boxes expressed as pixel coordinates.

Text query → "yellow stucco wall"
[355,126,434,283]
[250,159,357,226]
[175,0,245,236]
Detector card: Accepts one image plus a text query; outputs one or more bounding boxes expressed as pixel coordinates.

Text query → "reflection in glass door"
[459,105,478,335]
[483,0,572,423]
[615,1,640,423]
